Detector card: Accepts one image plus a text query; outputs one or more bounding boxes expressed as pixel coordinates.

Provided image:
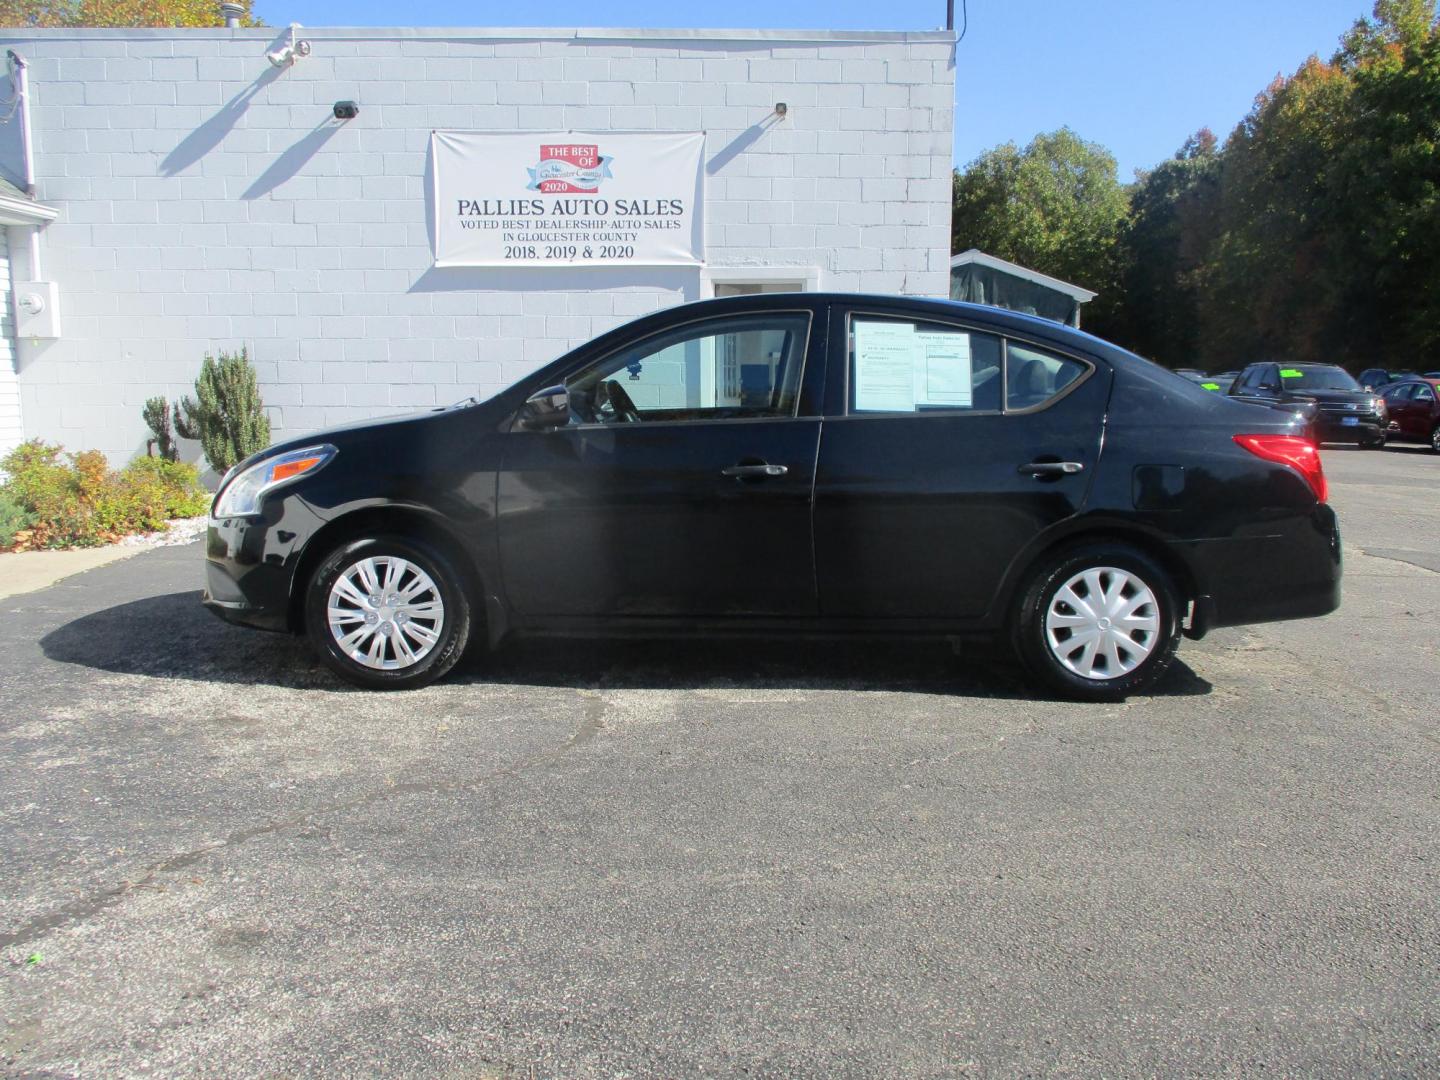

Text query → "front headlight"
[212,444,337,518]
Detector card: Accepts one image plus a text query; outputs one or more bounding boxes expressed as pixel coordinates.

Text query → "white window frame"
[699,266,824,299]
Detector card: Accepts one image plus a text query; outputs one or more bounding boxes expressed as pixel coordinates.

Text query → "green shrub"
[0,439,210,549]
[142,395,180,462]
[0,490,36,549]
[121,456,212,520]
[176,348,270,474]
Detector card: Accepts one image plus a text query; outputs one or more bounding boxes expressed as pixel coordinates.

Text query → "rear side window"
[1384,384,1414,403]
[1416,384,1437,403]
[1006,343,1087,410]
[849,317,1003,413]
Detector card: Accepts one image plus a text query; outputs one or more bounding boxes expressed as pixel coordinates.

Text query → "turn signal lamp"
[212,444,337,518]
[1233,434,1327,504]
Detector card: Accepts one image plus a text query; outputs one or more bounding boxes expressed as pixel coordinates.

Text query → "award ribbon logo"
[527,143,614,193]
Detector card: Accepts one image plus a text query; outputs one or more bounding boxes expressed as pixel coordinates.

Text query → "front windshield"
[1279,365,1361,391]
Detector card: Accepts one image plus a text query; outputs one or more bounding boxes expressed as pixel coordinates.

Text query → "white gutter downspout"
[7,49,41,279]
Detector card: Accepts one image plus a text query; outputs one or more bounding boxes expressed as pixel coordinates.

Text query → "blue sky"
[254,0,1373,178]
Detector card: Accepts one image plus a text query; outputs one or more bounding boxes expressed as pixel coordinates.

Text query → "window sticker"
[1280,368,1303,379]
[1201,381,1220,391]
[854,322,973,412]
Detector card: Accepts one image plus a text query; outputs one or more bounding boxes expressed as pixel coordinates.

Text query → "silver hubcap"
[327,556,445,671]
[1045,566,1160,681]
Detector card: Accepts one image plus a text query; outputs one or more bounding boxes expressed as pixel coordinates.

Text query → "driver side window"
[564,313,810,425]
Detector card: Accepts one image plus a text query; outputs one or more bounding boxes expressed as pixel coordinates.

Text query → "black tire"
[1431,423,1440,454]
[1361,433,1385,450]
[304,534,471,691]
[1013,542,1183,702]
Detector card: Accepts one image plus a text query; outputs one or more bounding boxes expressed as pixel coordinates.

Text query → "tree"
[0,0,260,27]
[952,128,1129,335]
[1115,130,1223,366]
[1199,0,1440,366]
[1200,56,1359,364]
[1331,3,1440,363]
[177,349,271,474]
[1337,0,1438,65]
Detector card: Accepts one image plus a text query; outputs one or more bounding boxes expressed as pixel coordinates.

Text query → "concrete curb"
[0,545,145,600]
[0,517,206,600]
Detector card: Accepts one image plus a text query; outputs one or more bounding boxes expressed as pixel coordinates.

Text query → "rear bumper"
[1170,503,1342,631]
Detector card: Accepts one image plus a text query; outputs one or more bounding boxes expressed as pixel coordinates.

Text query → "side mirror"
[518,385,570,430]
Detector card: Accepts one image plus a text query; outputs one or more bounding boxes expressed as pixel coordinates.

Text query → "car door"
[497,306,825,619]
[1383,383,1415,436]
[1407,382,1437,438]
[812,305,1110,620]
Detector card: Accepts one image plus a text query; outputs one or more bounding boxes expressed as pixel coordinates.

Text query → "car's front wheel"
[304,535,471,690]
[1014,543,1182,702]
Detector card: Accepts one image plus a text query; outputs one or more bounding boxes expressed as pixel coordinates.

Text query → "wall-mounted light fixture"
[333,101,359,121]
[265,24,311,69]
[774,102,788,118]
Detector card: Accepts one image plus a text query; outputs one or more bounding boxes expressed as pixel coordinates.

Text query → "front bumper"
[1314,414,1384,443]
[201,511,311,633]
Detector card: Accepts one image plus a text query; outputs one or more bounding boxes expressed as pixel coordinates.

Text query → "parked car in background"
[1378,377,1440,452]
[203,294,1341,702]
[1183,372,1236,394]
[1358,368,1420,391]
[1229,362,1386,447]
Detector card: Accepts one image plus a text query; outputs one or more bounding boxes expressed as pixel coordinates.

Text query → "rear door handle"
[1019,461,1085,477]
[722,463,788,478]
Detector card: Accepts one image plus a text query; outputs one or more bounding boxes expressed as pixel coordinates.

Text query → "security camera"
[265,26,311,68]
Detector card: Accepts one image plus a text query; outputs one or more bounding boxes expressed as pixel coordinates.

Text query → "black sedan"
[203,294,1341,701]
[1228,362,1386,447]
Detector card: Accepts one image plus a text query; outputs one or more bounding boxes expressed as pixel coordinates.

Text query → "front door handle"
[1019,460,1085,477]
[722,462,788,479]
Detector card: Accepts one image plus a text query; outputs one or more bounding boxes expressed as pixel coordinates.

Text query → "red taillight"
[1233,434,1328,503]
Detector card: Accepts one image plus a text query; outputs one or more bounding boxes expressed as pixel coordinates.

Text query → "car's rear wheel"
[1431,423,1440,454]
[1361,432,1385,449]
[1015,543,1182,702]
[304,535,471,690]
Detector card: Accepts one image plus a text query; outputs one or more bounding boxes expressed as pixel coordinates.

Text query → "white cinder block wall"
[1,27,956,461]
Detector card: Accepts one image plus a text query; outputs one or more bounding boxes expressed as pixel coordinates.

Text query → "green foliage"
[1194,0,1440,367]
[0,0,262,27]
[178,348,271,475]
[954,1,1440,372]
[143,395,180,462]
[1117,130,1223,366]
[0,489,36,548]
[951,128,1129,336]
[0,439,209,549]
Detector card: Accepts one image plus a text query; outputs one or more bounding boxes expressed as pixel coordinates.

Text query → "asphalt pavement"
[1,445,1436,1077]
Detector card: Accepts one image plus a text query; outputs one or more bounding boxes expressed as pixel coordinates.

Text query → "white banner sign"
[430,130,705,268]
